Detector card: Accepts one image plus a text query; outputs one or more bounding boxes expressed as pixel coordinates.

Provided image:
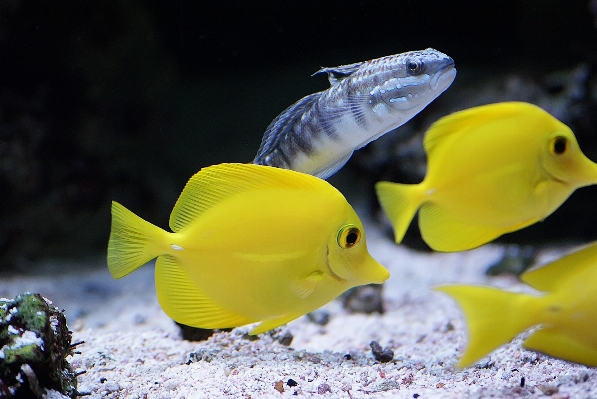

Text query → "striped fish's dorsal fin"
[313,61,364,86]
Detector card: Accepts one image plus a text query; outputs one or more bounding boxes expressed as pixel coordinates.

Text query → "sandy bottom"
[2,223,596,399]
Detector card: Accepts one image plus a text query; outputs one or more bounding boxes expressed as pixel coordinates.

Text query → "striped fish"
[253,48,456,179]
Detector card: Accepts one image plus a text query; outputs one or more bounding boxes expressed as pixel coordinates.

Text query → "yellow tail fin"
[436,285,538,368]
[375,181,421,243]
[107,201,167,279]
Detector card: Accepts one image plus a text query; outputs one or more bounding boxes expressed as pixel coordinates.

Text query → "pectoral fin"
[289,271,324,299]
[249,313,302,335]
[524,328,597,367]
[155,255,255,329]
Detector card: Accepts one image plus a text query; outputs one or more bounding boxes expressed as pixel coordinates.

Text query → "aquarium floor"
[2,222,595,399]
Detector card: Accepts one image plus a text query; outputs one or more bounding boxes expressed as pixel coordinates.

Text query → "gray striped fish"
[253,48,456,179]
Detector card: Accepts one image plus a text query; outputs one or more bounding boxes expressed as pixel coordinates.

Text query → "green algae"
[0,293,77,398]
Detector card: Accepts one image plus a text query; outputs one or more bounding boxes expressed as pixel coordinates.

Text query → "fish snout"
[577,157,597,187]
[430,63,457,91]
[363,256,390,285]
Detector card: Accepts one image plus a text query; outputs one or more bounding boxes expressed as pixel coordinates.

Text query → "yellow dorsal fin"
[524,328,597,367]
[249,313,302,335]
[288,271,324,300]
[419,202,505,252]
[521,241,597,291]
[423,102,534,157]
[169,163,333,232]
[155,255,255,329]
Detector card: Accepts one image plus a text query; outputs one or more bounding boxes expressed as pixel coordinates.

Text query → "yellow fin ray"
[249,313,302,335]
[155,255,255,329]
[169,163,334,232]
[107,201,166,279]
[436,285,537,368]
[523,328,597,367]
[375,181,421,243]
[419,203,504,252]
[288,271,324,299]
[521,241,597,291]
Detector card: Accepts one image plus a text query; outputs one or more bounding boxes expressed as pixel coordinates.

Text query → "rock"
[0,293,78,398]
[485,245,537,276]
[341,285,384,314]
[369,341,394,363]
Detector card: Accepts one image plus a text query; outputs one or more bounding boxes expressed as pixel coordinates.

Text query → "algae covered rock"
[0,293,77,398]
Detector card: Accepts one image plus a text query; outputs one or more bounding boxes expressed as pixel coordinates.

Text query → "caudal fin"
[435,285,538,368]
[107,201,167,279]
[375,181,421,243]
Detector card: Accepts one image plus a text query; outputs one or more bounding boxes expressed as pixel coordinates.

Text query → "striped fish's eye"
[549,136,568,155]
[337,224,361,249]
[406,60,423,75]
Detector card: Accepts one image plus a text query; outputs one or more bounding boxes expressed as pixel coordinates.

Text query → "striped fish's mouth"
[430,63,457,91]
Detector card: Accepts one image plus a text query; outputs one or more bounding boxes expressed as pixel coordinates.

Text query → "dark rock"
[369,341,394,363]
[0,293,77,398]
[341,285,384,314]
[175,323,232,342]
[286,379,298,387]
[306,309,330,326]
[486,245,537,276]
[277,332,294,346]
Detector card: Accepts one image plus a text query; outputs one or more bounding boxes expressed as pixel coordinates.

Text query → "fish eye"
[406,60,423,75]
[337,224,361,249]
[549,136,568,155]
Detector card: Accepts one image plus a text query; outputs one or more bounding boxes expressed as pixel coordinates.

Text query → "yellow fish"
[107,163,389,335]
[437,241,597,368]
[375,102,597,252]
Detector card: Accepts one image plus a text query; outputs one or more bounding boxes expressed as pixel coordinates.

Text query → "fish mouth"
[430,62,457,91]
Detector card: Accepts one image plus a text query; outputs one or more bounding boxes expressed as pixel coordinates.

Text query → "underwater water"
[2,1,597,397]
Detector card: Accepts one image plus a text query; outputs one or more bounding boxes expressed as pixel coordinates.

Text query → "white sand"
[2,222,596,399]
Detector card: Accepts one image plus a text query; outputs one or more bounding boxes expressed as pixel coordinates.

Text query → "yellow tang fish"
[437,241,597,368]
[107,163,389,335]
[375,102,597,252]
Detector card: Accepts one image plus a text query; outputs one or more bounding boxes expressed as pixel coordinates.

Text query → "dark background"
[1,1,597,271]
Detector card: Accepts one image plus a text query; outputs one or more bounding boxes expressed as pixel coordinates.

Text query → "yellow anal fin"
[524,328,597,367]
[419,203,504,252]
[156,255,255,329]
[249,313,302,336]
[288,271,323,299]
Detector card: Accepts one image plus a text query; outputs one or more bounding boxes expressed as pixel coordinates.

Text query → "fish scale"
[254,48,457,179]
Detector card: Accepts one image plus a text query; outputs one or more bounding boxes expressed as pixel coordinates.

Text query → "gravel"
[2,221,596,398]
